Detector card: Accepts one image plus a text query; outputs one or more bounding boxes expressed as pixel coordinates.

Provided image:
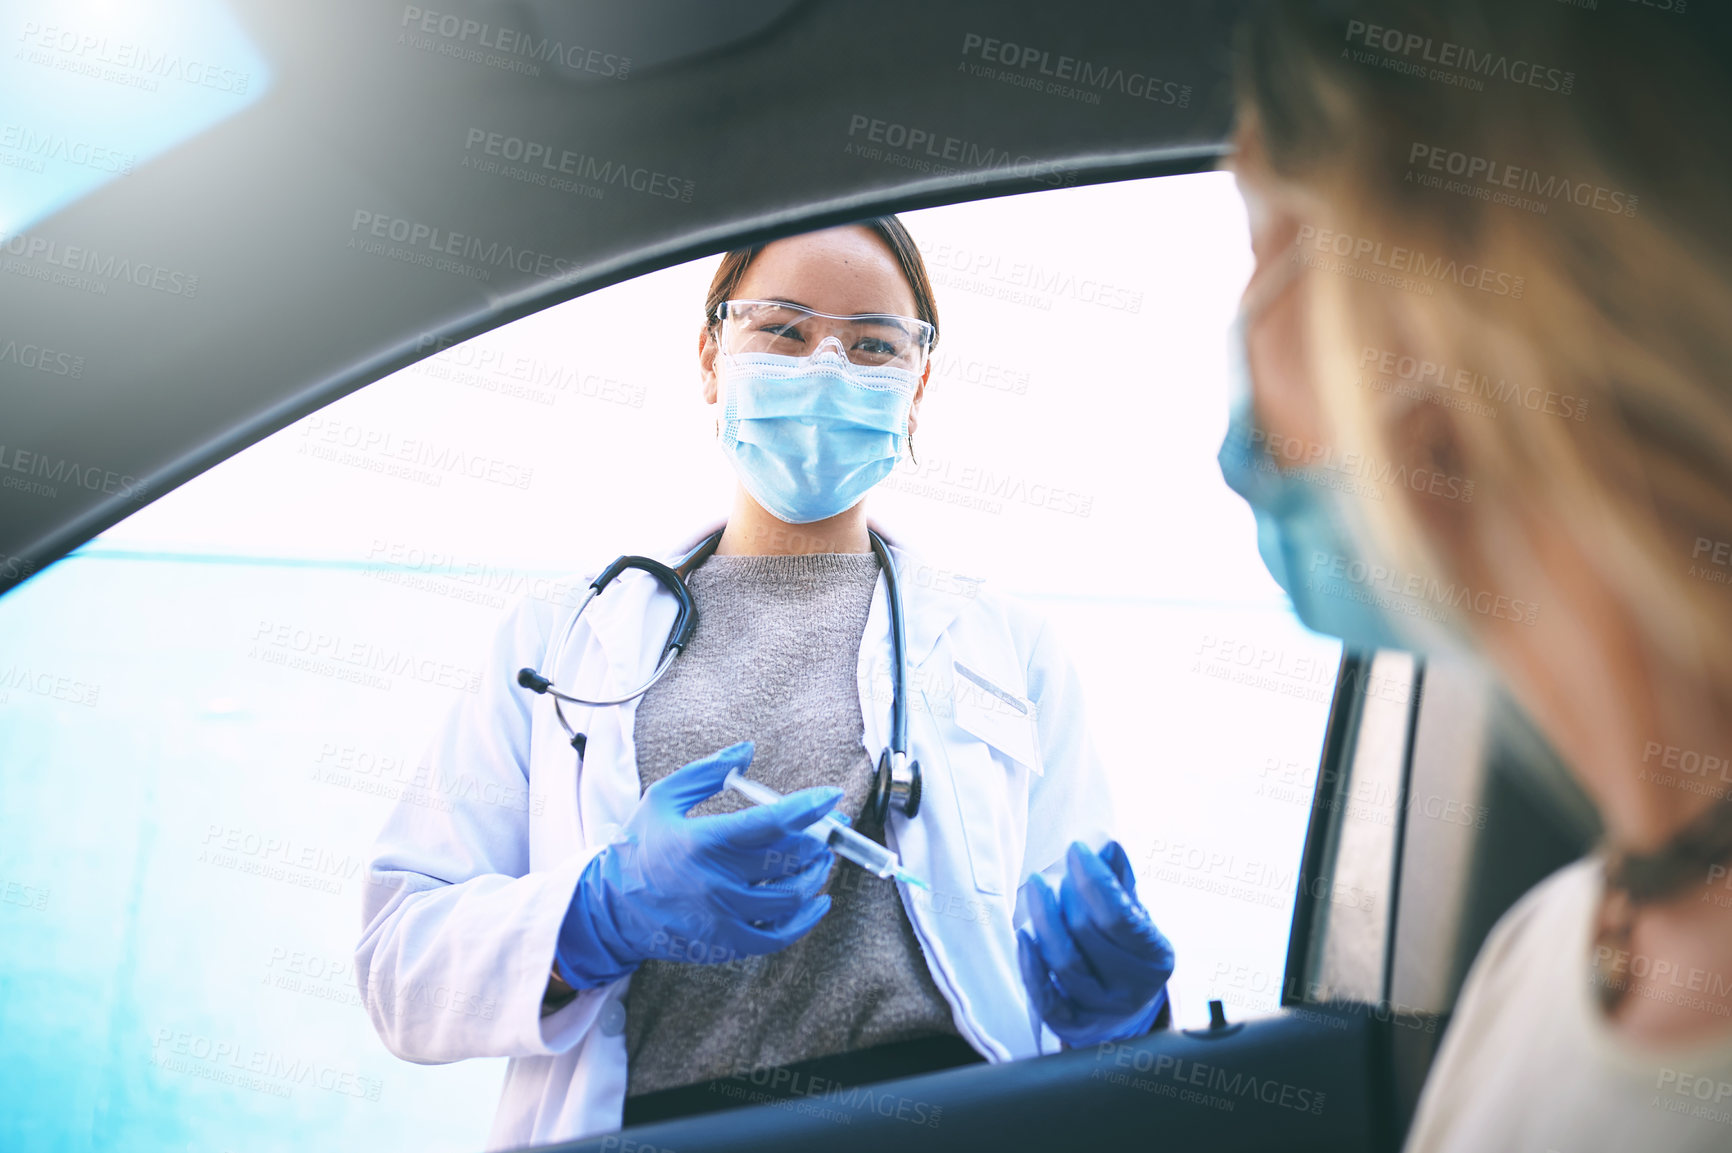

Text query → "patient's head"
[1229,0,1732,833]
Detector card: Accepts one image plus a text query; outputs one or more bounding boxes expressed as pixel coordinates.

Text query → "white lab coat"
[356,518,1118,1150]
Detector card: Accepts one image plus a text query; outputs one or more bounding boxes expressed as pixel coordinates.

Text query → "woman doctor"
[356,216,1175,1150]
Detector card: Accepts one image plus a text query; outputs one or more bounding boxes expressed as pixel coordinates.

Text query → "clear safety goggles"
[715,298,936,372]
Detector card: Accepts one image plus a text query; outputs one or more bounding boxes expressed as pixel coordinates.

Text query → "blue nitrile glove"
[555,741,841,987]
[1017,840,1175,1049]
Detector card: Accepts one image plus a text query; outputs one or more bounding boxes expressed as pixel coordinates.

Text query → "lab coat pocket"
[950,660,1042,777]
[927,680,1034,899]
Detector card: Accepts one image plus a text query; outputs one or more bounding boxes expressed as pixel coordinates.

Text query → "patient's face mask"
[1215,273,1410,652]
[715,334,919,525]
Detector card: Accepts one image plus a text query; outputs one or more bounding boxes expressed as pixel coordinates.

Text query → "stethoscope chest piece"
[870,748,921,824]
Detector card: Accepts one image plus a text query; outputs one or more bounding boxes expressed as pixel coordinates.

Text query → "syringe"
[724,768,930,890]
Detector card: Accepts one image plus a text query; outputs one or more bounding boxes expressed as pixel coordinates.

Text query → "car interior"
[0,2,1605,1151]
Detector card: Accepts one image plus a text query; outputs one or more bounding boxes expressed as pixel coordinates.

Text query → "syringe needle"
[724,768,928,889]
[894,868,931,891]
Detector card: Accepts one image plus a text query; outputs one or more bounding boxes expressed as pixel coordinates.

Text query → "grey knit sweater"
[623,550,959,1097]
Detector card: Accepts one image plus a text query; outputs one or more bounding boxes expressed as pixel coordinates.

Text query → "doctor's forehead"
[733,225,920,317]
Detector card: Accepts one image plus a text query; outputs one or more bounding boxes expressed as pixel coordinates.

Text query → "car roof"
[0,0,1243,593]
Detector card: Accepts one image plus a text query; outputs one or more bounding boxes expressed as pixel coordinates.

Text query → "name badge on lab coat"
[949,659,1042,776]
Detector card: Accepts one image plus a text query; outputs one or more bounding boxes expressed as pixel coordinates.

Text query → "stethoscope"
[515,526,922,822]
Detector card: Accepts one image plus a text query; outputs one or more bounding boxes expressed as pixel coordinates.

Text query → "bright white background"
[0,171,1341,1152]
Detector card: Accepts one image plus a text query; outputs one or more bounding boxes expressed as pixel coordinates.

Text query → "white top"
[1405,857,1732,1152]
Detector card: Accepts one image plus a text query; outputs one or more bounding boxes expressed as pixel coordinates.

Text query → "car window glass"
[0,172,1341,1151]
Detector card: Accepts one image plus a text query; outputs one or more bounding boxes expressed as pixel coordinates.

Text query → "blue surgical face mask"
[716,337,917,525]
[1216,313,1410,652]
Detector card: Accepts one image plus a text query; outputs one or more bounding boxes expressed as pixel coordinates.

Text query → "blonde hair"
[1232,0,1732,695]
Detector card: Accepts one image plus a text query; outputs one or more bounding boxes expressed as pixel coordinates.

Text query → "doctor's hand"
[1017,841,1175,1050]
[554,741,841,988]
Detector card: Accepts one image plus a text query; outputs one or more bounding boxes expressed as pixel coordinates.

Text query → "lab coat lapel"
[854,522,1019,1058]
[866,519,968,671]
[855,520,969,891]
